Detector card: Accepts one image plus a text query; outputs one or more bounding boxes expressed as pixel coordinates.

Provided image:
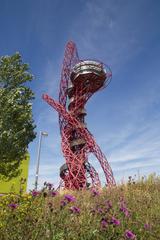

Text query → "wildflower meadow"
[0,174,160,240]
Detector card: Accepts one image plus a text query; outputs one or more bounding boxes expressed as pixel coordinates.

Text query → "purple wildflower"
[120,205,125,212]
[8,203,18,209]
[46,182,53,190]
[91,188,100,196]
[44,182,53,189]
[60,200,67,208]
[144,223,151,230]
[101,219,108,229]
[124,209,130,217]
[70,206,80,214]
[106,200,112,209]
[125,230,136,239]
[111,216,120,226]
[120,207,130,217]
[97,208,103,214]
[64,194,76,202]
[32,190,39,197]
[119,196,127,204]
[120,202,130,218]
[119,200,126,210]
[51,191,58,197]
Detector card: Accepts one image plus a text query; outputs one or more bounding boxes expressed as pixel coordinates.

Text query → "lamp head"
[41,131,48,137]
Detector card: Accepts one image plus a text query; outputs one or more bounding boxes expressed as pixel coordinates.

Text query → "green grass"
[0,174,160,240]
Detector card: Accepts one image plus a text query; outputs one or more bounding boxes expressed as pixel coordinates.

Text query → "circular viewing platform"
[70,60,109,93]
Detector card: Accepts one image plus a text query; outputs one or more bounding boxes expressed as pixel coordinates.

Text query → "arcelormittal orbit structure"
[43,41,116,189]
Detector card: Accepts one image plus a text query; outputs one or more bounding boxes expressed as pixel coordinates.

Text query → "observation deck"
[70,60,107,93]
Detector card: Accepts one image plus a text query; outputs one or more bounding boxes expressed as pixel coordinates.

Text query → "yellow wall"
[0,155,30,194]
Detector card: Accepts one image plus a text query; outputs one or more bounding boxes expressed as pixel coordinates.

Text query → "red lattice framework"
[43,41,116,189]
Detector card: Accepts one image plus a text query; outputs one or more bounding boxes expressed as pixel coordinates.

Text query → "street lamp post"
[35,131,48,190]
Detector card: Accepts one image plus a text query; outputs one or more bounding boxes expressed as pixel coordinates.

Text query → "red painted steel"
[43,41,115,189]
[59,41,79,133]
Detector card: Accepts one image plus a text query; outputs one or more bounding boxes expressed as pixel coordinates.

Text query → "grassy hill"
[0,174,159,240]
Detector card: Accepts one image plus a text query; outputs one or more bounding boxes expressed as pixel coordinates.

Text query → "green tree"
[0,53,36,180]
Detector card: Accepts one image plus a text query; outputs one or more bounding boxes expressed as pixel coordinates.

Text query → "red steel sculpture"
[43,41,116,189]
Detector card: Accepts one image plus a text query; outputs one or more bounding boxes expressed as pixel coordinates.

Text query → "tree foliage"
[0,53,36,180]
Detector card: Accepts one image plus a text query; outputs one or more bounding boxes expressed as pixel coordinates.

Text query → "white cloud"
[69,0,145,73]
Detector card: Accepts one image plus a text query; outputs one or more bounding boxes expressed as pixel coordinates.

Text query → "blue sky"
[0,0,160,190]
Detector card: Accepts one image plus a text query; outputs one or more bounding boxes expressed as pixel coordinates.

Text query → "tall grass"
[0,174,160,240]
